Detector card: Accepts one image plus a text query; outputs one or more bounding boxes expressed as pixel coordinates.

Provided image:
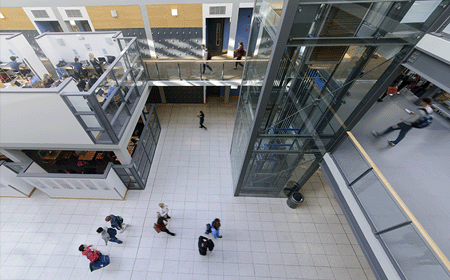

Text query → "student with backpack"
[201,44,214,74]
[79,244,110,272]
[105,214,129,233]
[372,97,433,146]
[205,218,222,238]
[96,227,123,245]
[198,236,214,256]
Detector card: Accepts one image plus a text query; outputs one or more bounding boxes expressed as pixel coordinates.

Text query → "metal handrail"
[346,131,450,272]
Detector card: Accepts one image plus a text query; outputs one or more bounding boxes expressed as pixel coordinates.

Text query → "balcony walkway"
[351,91,450,259]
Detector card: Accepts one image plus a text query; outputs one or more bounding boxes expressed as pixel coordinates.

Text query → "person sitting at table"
[24,73,40,88]
[88,74,98,89]
[77,79,88,92]
[72,57,89,79]
[51,74,69,88]
[8,56,26,76]
[55,67,69,79]
[89,53,104,76]
[42,74,55,88]
[103,85,118,99]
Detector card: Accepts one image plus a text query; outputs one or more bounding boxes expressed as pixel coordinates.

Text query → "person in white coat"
[158,203,170,219]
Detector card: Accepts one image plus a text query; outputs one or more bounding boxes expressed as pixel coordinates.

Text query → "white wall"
[21,167,127,199]
[0,34,19,63]
[0,164,35,197]
[0,79,93,148]
[416,34,450,65]
[35,32,122,67]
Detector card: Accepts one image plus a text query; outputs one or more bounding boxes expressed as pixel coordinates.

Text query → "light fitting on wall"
[0,12,4,19]
[77,35,85,40]
[171,9,178,16]
[69,20,76,25]
[111,10,118,18]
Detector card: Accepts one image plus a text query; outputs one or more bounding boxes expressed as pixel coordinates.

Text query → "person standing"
[197,111,207,130]
[372,97,433,146]
[96,227,123,245]
[233,41,245,69]
[105,214,129,233]
[156,216,176,236]
[205,218,222,238]
[89,53,104,76]
[201,45,214,74]
[158,203,170,219]
[198,236,214,256]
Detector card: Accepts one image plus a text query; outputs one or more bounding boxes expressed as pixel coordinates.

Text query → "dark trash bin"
[287,192,304,209]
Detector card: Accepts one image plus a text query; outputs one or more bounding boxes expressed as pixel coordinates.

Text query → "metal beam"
[287,37,410,47]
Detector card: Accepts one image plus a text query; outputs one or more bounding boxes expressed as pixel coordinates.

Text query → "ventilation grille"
[210,6,226,15]
[65,9,82,18]
[31,10,50,19]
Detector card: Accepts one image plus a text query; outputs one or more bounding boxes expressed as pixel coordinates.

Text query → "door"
[206,18,225,56]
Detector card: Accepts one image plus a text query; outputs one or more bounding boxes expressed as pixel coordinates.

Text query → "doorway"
[206,18,225,56]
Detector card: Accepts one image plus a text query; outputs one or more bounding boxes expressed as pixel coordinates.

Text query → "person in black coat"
[197,111,207,130]
[198,236,214,256]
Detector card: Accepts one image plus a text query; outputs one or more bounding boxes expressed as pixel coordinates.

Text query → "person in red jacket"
[79,244,100,263]
[233,41,245,69]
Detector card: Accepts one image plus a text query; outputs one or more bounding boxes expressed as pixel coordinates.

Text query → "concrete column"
[158,86,167,104]
[51,7,71,32]
[227,3,240,58]
[224,86,230,104]
[0,149,33,163]
[113,148,132,165]
[203,86,207,104]
[140,4,157,58]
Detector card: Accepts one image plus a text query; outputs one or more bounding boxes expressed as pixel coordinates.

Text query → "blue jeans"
[381,122,413,144]
[109,237,123,244]
[202,63,212,74]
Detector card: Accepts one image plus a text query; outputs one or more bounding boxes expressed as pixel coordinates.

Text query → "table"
[41,150,62,160]
[78,151,96,161]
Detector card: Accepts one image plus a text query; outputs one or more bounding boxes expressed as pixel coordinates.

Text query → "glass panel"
[80,115,101,128]
[380,224,450,280]
[352,171,409,231]
[66,95,91,111]
[332,137,371,183]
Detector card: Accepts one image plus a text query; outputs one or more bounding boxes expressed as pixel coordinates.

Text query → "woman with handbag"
[157,203,170,219]
[233,41,245,69]
[157,216,176,236]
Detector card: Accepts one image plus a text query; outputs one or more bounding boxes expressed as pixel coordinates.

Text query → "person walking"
[105,214,129,233]
[157,203,170,219]
[198,111,207,130]
[198,236,214,256]
[201,45,214,74]
[96,227,123,245]
[205,218,222,238]
[79,244,110,271]
[156,216,176,236]
[233,41,245,69]
[372,97,433,146]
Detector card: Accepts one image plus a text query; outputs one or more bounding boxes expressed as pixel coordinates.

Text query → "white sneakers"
[119,224,130,234]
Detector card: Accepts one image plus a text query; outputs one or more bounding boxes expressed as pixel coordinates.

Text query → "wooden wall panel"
[146,4,202,28]
[0,8,35,30]
[86,5,144,29]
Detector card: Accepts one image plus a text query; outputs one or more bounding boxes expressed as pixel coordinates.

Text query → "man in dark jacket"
[105,214,129,233]
[198,236,214,256]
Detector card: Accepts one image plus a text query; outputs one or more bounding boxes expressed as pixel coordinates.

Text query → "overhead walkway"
[321,90,450,279]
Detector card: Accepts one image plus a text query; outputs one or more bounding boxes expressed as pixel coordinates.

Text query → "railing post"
[156,62,160,80]
[222,63,224,80]
[178,62,181,80]
[200,63,203,80]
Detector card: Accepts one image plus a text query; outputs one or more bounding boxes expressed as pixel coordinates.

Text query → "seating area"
[22,150,118,174]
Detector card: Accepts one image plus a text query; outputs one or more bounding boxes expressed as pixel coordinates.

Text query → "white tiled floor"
[0,100,375,279]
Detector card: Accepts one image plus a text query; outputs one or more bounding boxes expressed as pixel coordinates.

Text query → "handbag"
[153,223,161,233]
[386,86,398,95]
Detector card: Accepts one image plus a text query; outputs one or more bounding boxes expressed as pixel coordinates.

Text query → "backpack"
[86,251,100,263]
[412,109,433,128]
[207,51,212,60]
[205,223,212,233]
[107,228,117,238]
[116,216,124,225]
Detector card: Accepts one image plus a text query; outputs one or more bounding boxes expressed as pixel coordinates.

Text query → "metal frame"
[233,0,301,196]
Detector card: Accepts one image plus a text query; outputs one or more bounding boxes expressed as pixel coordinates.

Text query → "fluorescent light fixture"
[56,38,65,46]
[0,12,4,19]
[171,9,178,16]
[105,37,114,45]
[231,85,238,89]
[69,20,76,25]
[111,10,118,18]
